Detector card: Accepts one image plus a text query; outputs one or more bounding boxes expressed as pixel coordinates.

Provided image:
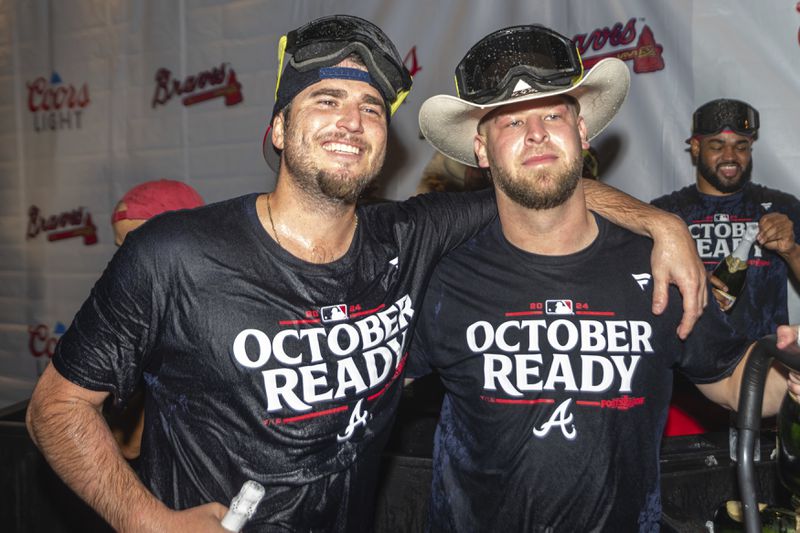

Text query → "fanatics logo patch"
[545,299,574,315]
[320,304,349,323]
[632,273,651,291]
[761,202,772,210]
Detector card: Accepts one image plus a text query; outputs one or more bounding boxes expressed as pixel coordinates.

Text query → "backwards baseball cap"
[687,98,759,143]
[418,24,630,167]
[111,179,204,223]
[262,14,413,171]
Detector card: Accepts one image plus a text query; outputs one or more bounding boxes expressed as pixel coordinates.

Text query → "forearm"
[698,348,789,417]
[761,363,791,416]
[27,373,169,531]
[758,325,800,416]
[583,179,707,337]
[582,178,684,238]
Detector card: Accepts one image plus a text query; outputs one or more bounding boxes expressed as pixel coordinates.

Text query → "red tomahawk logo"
[182,69,243,107]
[47,214,98,245]
[581,25,664,74]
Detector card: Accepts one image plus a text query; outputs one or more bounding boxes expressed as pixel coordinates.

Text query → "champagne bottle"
[221,480,265,532]
[712,225,759,311]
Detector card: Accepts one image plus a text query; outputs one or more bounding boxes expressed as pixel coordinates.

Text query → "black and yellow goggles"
[274,14,412,116]
[454,25,584,105]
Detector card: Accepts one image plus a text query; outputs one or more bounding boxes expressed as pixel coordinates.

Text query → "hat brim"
[418,58,631,168]
[262,123,280,172]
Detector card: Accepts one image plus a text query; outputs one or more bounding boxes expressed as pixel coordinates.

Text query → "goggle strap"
[275,34,288,101]
[574,46,585,83]
[290,41,398,101]
[390,87,410,116]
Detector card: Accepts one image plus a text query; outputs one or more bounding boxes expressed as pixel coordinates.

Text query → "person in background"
[581,146,599,180]
[111,179,205,246]
[26,15,706,532]
[105,179,205,462]
[410,24,800,531]
[415,151,490,194]
[653,99,800,435]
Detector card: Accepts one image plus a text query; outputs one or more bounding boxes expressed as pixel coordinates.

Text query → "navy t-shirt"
[652,182,800,341]
[53,190,495,532]
[409,215,747,532]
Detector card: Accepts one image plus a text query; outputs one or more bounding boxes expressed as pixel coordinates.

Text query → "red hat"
[112,179,204,223]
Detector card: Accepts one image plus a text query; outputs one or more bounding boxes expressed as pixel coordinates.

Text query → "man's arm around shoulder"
[582,178,707,339]
[26,364,228,532]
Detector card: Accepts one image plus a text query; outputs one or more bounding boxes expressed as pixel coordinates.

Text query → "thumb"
[651,277,668,316]
[204,502,229,521]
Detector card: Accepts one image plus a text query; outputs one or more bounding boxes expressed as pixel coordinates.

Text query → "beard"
[282,126,383,205]
[489,150,583,210]
[697,157,753,194]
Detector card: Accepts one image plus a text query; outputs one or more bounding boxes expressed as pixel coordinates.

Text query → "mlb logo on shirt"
[713,213,730,222]
[320,304,349,323]
[545,300,574,315]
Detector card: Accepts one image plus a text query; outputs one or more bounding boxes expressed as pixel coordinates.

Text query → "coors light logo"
[26,71,90,132]
[573,18,665,74]
[29,322,66,359]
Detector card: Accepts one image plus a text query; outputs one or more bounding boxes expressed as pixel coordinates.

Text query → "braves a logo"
[337,399,369,442]
[532,399,577,440]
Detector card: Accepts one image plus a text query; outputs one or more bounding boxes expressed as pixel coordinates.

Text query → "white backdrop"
[1,0,799,408]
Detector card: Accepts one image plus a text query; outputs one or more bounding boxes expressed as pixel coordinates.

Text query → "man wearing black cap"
[653,99,800,435]
[27,15,709,532]
[410,27,800,531]
[654,99,800,340]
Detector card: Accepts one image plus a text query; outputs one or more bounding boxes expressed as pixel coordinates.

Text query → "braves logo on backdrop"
[26,71,90,132]
[403,46,422,77]
[797,2,800,46]
[151,63,243,108]
[688,216,765,266]
[232,294,414,442]
[573,18,665,74]
[472,299,653,441]
[26,205,98,245]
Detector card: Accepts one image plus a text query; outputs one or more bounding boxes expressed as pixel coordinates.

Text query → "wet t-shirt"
[653,182,800,340]
[54,190,495,532]
[409,215,746,532]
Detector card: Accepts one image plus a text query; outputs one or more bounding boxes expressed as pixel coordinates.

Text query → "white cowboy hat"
[418,58,630,168]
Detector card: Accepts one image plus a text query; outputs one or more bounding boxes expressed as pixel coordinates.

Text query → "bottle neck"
[731,227,758,262]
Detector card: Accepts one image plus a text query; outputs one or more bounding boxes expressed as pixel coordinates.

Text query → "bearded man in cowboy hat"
[408,25,800,531]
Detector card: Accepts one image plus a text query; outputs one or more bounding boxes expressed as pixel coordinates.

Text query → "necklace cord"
[266,193,358,249]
